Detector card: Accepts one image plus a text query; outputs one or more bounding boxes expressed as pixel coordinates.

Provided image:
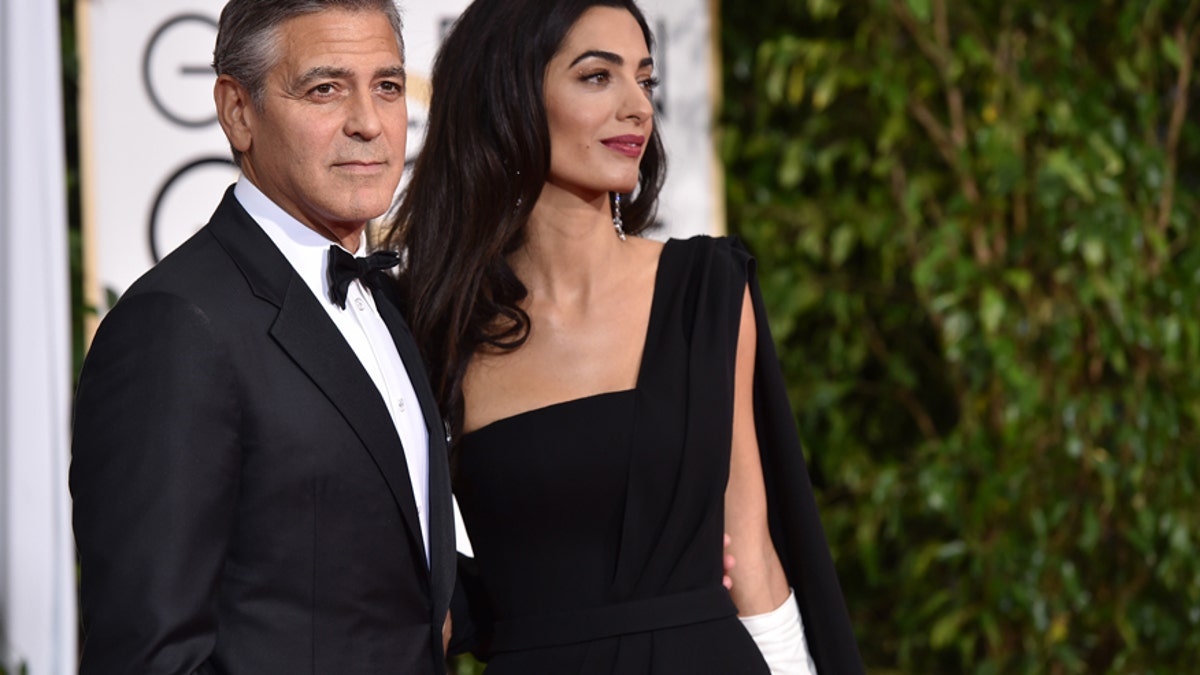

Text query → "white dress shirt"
[234,177,431,565]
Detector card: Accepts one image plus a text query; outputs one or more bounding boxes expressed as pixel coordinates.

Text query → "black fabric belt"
[490,586,738,653]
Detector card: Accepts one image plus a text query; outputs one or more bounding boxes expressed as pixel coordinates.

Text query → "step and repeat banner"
[78,0,722,312]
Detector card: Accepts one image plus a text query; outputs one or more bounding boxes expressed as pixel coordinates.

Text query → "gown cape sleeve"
[715,236,865,674]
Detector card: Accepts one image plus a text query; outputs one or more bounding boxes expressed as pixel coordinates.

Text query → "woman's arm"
[724,285,790,614]
[725,284,818,674]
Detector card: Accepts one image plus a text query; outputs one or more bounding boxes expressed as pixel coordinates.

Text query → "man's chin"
[335,184,399,216]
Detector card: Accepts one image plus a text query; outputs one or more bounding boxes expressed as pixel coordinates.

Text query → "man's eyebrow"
[290,65,406,92]
[294,65,353,88]
[568,50,654,69]
[375,65,406,82]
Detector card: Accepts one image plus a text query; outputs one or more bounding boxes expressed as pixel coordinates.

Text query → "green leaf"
[778,140,805,188]
[807,0,842,20]
[980,287,1006,334]
[1004,269,1034,296]
[811,72,838,111]
[830,224,856,267]
[1161,35,1183,68]
[1081,238,1105,267]
[787,65,807,106]
[1044,150,1096,202]
[905,0,931,23]
[931,608,970,648]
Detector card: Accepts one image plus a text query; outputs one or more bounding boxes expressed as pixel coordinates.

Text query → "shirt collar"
[233,176,365,307]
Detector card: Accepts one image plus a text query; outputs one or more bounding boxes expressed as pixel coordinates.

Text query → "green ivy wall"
[721,0,1200,672]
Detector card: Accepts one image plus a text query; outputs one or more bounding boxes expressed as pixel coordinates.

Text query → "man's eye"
[311,83,335,96]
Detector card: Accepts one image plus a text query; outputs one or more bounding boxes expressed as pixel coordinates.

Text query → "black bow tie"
[326,245,401,309]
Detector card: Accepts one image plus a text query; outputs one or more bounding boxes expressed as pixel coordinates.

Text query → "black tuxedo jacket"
[70,187,455,674]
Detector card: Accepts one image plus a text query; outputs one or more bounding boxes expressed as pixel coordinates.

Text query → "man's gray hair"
[213,0,404,164]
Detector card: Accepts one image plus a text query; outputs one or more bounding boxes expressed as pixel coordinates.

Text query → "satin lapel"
[204,189,429,571]
[372,288,456,615]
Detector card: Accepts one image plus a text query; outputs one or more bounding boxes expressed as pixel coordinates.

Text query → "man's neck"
[323,228,364,254]
[236,174,367,253]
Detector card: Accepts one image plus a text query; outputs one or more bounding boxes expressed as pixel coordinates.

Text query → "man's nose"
[344,89,384,140]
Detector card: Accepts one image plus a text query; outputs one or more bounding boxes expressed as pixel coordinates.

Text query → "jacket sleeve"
[70,291,241,674]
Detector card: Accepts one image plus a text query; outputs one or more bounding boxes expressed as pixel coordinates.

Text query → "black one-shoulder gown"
[455,236,863,674]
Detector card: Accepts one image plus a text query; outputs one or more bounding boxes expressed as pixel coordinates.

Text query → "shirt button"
[354,297,366,311]
[397,397,406,413]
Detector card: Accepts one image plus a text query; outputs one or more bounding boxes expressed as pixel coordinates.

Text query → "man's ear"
[214,74,254,155]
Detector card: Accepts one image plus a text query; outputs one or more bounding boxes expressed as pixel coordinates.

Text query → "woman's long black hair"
[384,0,665,440]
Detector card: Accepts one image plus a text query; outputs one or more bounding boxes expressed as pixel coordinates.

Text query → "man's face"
[236,9,407,239]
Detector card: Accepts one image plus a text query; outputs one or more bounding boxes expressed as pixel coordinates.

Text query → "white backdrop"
[78,0,722,309]
[0,1,78,674]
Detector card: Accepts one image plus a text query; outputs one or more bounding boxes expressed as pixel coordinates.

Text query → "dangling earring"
[611,192,627,241]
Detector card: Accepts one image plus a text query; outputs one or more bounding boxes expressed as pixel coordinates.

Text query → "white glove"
[739,589,817,675]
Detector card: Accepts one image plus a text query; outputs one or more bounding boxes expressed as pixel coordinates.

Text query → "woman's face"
[541,6,655,200]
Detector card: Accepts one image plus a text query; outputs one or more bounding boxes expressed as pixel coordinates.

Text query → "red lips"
[600,135,645,158]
